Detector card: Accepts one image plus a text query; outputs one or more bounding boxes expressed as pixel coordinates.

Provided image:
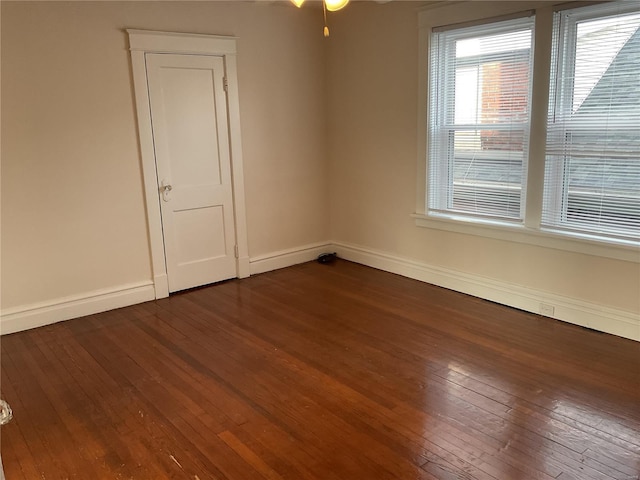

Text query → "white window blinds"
[542,4,640,240]
[428,16,534,221]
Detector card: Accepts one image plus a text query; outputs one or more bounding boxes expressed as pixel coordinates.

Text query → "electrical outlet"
[540,303,555,316]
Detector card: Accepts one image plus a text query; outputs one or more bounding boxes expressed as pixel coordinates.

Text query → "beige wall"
[326,1,639,314]
[1,1,328,309]
[1,1,637,330]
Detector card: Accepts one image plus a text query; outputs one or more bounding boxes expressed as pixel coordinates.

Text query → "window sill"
[411,213,640,263]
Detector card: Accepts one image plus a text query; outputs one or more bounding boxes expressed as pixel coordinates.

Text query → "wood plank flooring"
[1,259,639,479]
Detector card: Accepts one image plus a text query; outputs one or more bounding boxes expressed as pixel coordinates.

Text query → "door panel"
[146,53,236,293]
[159,66,223,186]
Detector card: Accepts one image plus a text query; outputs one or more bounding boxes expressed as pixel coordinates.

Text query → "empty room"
[1,0,638,479]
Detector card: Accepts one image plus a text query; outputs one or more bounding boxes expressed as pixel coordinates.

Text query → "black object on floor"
[317,252,337,264]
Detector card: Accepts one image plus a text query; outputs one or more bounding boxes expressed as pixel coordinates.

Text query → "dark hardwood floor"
[1,259,639,479]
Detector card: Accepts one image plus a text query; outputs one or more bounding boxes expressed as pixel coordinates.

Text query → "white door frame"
[128,29,250,299]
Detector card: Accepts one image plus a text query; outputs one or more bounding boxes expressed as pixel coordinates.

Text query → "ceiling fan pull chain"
[323,1,330,37]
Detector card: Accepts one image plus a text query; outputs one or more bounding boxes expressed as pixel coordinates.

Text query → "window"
[428,15,534,222]
[543,3,640,241]
[424,3,640,250]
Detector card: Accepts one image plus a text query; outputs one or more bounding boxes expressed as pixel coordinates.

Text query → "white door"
[146,53,237,293]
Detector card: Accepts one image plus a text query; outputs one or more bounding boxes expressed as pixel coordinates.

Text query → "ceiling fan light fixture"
[324,0,349,11]
[290,0,349,37]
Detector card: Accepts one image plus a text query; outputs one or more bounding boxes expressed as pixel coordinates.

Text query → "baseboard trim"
[249,242,333,275]
[334,242,640,342]
[0,281,155,335]
[0,241,331,335]
[4,243,636,341]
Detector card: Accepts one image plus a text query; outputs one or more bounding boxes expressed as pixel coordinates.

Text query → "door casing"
[128,30,250,299]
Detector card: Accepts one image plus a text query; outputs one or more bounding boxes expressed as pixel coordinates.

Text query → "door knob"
[160,179,172,202]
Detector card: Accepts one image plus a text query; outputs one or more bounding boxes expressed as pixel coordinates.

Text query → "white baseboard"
[334,241,640,342]
[249,242,333,275]
[4,243,636,342]
[0,242,329,335]
[0,281,155,335]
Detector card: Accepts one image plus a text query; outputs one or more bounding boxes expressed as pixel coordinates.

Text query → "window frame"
[541,3,640,240]
[415,2,640,263]
[428,14,535,223]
